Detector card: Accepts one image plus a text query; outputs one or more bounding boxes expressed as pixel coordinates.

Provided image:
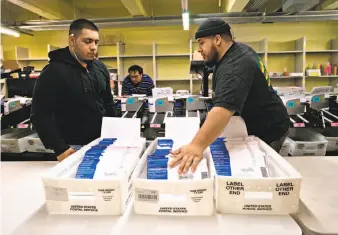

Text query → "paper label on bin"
[293,123,305,128]
[135,188,159,203]
[312,96,321,103]
[187,97,194,103]
[310,86,332,96]
[150,123,161,128]
[278,87,304,100]
[287,101,295,108]
[45,186,68,201]
[97,188,118,202]
[101,117,140,139]
[219,116,248,138]
[156,99,164,106]
[17,124,29,128]
[165,117,199,142]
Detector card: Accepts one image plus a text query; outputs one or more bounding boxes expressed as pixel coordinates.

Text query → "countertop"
[286,157,338,235]
[0,159,312,235]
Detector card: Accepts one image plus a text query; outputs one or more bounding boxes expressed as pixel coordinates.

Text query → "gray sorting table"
[287,157,338,235]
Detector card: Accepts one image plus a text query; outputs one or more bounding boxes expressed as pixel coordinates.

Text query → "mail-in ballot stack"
[132,117,215,216]
[42,118,146,215]
[146,138,209,180]
[213,117,302,215]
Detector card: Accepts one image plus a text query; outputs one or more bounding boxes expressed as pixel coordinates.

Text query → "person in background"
[31,19,116,162]
[169,18,289,173]
[122,65,154,96]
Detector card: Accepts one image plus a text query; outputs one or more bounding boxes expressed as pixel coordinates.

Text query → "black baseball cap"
[195,18,232,40]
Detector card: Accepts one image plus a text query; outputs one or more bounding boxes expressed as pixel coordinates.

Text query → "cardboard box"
[288,72,304,77]
[213,137,301,215]
[213,117,301,215]
[306,69,322,77]
[1,128,35,153]
[132,117,214,216]
[25,133,54,153]
[2,60,20,70]
[211,117,301,214]
[132,138,215,216]
[306,69,321,76]
[42,118,146,215]
[287,128,328,156]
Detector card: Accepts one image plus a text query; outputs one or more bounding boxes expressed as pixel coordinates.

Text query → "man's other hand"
[169,143,204,174]
[57,148,75,162]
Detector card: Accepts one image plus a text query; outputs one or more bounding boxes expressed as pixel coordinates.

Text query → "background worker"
[122,65,154,96]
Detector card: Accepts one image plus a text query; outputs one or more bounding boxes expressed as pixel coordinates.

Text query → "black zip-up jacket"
[31,47,116,155]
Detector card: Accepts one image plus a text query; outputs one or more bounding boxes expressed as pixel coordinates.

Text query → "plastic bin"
[287,128,328,156]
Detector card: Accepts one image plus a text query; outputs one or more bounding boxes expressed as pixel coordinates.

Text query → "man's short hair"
[128,65,143,75]
[69,19,99,36]
[220,32,233,41]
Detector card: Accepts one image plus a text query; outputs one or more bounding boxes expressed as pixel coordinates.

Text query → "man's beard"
[205,46,219,67]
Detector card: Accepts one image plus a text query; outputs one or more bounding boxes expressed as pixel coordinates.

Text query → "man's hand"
[169,143,204,174]
[57,148,75,162]
[169,107,233,174]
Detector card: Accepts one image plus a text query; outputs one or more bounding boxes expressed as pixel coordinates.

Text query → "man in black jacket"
[31,19,116,161]
[170,18,289,173]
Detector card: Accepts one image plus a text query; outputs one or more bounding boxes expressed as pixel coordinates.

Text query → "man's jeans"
[269,130,289,153]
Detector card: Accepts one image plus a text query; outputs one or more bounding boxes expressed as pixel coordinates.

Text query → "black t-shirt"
[212,42,289,144]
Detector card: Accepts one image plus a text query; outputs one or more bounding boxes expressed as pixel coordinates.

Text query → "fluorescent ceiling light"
[182,11,189,30]
[0,26,20,37]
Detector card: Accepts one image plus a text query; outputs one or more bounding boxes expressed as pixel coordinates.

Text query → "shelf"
[270,76,303,79]
[156,53,190,57]
[306,75,338,78]
[17,58,49,61]
[306,50,338,53]
[99,56,117,59]
[157,78,190,81]
[121,54,153,58]
[268,51,303,54]
[193,78,212,81]
[8,37,338,98]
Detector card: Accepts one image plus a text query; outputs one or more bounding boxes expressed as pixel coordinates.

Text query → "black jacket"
[31,47,116,155]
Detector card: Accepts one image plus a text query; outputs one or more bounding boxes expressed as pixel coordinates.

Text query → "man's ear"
[215,35,222,46]
[69,34,75,46]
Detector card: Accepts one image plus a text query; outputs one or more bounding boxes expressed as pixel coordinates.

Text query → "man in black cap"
[169,18,289,173]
